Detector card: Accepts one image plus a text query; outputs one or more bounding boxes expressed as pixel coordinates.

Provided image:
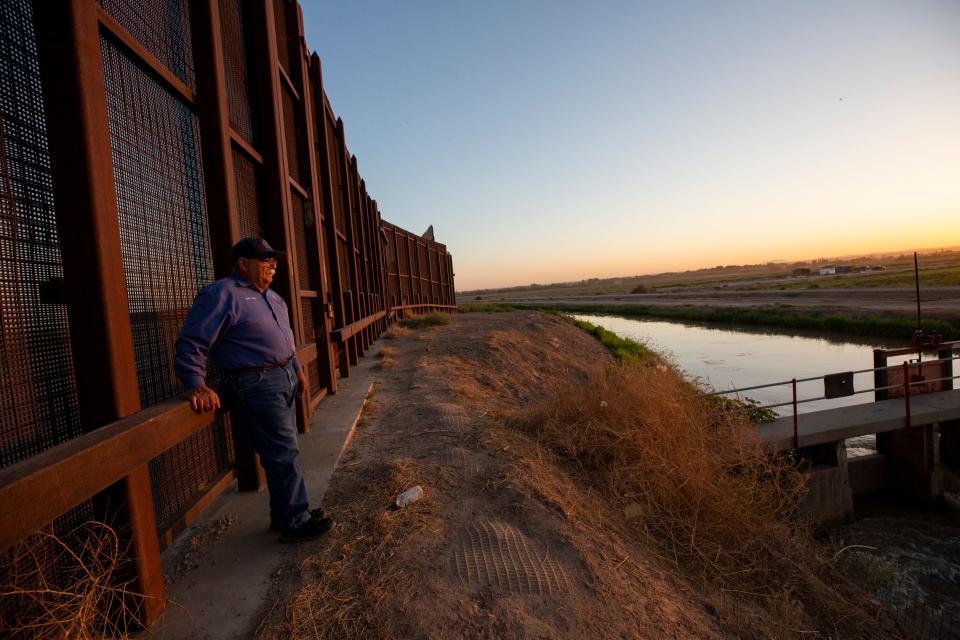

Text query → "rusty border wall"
[0,0,455,627]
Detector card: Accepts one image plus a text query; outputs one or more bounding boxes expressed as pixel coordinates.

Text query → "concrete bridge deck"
[754,389,960,452]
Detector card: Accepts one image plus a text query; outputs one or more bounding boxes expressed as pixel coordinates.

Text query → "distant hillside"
[460,247,960,297]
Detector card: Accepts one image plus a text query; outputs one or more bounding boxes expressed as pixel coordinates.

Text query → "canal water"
[573,313,960,636]
[572,313,894,414]
[571,313,919,455]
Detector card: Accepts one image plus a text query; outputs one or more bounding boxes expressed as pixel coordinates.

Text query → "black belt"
[224,356,293,375]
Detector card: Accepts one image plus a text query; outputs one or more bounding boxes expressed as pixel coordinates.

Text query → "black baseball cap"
[230,237,284,264]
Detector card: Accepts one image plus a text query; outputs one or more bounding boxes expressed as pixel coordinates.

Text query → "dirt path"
[260,312,728,639]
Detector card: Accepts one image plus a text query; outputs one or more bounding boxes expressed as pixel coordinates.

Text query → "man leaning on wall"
[174,237,332,542]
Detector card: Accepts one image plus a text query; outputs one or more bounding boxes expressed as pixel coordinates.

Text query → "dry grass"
[512,360,888,637]
[0,522,141,639]
[374,347,397,370]
[381,325,410,340]
[263,459,430,640]
[262,313,894,638]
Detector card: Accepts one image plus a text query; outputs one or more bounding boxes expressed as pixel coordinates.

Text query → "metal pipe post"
[792,378,799,450]
[903,361,911,429]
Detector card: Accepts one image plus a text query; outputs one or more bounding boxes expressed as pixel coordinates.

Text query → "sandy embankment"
[258,312,889,640]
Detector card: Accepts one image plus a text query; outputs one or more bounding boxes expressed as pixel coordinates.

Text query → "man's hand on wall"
[187,385,221,412]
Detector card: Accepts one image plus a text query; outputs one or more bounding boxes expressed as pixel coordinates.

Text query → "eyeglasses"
[242,257,278,268]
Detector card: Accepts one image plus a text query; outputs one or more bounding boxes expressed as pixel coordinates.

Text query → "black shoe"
[270,507,326,532]
[279,515,333,543]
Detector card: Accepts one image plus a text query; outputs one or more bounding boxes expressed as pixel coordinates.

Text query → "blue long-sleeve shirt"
[175,273,302,389]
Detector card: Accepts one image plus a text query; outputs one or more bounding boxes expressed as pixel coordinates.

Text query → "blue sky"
[302,1,960,290]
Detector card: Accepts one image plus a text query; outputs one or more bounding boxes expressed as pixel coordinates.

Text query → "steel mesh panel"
[419,243,428,286]
[358,224,371,301]
[98,0,195,90]
[441,257,449,303]
[0,500,98,629]
[346,169,359,251]
[290,191,309,284]
[0,4,97,619]
[219,0,258,146]
[273,0,292,75]
[148,417,233,529]
[415,257,424,301]
[338,234,351,289]
[232,148,263,238]
[396,236,410,300]
[427,247,438,302]
[2,500,98,595]
[385,229,396,272]
[334,151,354,294]
[325,118,347,233]
[448,255,455,303]
[289,191,320,291]
[0,0,84,469]
[300,296,315,343]
[282,85,301,184]
[342,289,354,324]
[101,37,233,532]
[101,36,211,407]
[307,359,320,399]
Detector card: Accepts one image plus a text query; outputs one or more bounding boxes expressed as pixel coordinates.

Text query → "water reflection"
[573,314,896,415]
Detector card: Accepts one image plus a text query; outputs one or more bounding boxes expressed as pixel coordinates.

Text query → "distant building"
[819,266,836,276]
[835,265,853,274]
[792,267,811,277]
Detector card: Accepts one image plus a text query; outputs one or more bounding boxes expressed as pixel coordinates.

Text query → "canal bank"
[568,311,960,638]
[254,312,894,639]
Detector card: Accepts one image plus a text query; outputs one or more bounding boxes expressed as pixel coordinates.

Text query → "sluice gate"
[713,341,960,524]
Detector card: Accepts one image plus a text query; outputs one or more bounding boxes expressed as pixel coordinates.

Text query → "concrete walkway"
[142,348,380,639]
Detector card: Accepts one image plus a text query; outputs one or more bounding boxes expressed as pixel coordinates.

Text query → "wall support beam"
[31,0,163,624]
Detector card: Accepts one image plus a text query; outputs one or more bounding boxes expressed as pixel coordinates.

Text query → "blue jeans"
[222,362,311,531]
